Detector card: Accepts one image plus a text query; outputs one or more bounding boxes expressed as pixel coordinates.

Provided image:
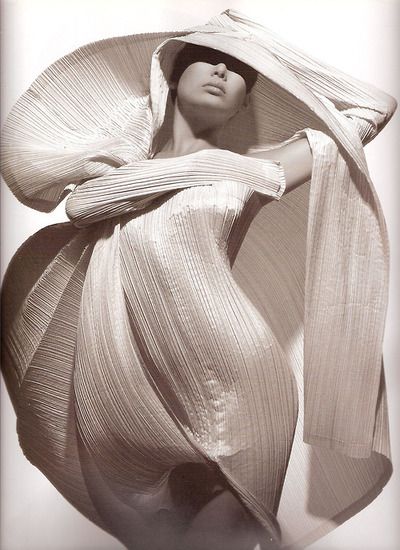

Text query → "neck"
[162,101,224,156]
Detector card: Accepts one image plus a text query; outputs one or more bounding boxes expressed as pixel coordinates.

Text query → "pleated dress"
[1,8,397,550]
[72,152,296,542]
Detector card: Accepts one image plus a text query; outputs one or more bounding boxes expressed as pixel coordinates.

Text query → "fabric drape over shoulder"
[1,8,397,548]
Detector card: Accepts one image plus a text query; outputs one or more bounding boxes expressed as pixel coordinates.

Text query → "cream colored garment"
[1,8,397,549]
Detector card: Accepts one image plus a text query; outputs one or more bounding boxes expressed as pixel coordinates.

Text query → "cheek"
[227,84,247,112]
[176,68,201,99]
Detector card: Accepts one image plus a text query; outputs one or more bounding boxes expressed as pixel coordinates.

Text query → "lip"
[203,81,226,94]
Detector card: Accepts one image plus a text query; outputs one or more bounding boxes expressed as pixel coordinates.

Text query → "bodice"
[124,179,263,268]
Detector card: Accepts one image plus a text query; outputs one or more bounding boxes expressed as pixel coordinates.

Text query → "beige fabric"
[1,8,397,549]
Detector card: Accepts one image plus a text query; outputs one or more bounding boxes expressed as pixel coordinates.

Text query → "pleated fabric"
[1,8,397,549]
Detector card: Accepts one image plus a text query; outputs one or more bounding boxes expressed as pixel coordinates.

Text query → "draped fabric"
[1,8,396,549]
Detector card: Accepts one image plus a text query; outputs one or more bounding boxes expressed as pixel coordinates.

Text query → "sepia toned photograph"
[1,1,399,549]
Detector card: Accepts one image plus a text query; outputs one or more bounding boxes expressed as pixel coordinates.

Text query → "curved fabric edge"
[1,223,112,536]
[0,31,185,212]
[290,454,392,549]
[1,223,77,405]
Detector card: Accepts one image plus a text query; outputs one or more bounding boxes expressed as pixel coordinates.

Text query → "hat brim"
[1,20,369,212]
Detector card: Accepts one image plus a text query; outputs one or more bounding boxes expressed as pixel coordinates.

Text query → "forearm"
[338,105,394,146]
[66,149,287,227]
[315,89,397,146]
[294,57,397,145]
[260,24,398,124]
[281,40,397,147]
[238,12,397,144]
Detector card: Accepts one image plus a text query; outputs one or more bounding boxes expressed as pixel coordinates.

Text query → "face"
[173,59,250,126]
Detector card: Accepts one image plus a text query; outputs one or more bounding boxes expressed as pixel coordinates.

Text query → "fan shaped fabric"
[1,8,397,549]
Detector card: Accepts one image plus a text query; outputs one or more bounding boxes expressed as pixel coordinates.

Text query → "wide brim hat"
[2,8,394,213]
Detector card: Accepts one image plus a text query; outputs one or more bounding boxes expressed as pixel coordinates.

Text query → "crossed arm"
[66,69,396,225]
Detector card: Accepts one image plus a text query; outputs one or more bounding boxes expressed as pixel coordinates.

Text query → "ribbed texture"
[65,149,285,227]
[1,8,396,549]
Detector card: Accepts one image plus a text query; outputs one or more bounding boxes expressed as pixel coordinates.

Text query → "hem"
[303,432,373,459]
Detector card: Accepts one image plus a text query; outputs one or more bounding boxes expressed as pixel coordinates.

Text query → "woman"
[152,43,313,187]
[1,8,396,550]
[67,42,313,550]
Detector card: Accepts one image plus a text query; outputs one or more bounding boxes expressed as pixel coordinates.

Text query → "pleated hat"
[1,8,396,549]
[2,8,388,214]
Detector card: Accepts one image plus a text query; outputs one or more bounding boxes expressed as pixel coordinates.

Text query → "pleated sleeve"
[65,149,286,227]
[298,123,390,458]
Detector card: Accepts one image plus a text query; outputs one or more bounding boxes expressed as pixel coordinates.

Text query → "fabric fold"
[1,224,109,533]
[1,7,396,549]
[300,127,389,458]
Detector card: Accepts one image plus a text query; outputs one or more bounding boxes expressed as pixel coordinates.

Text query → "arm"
[315,92,397,147]
[297,69,397,146]
[225,9,397,145]
[66,149,286,227]
[246,137,313,197]
[279,46,397,146]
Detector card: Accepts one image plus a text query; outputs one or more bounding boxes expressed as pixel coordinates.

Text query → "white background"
[1,1,399,548]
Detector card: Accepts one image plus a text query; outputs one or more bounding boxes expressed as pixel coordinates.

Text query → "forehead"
[189,48,244,69]
[173,44,256,82]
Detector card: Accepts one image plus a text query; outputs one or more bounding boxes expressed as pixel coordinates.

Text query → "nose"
[212,63,228,80]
